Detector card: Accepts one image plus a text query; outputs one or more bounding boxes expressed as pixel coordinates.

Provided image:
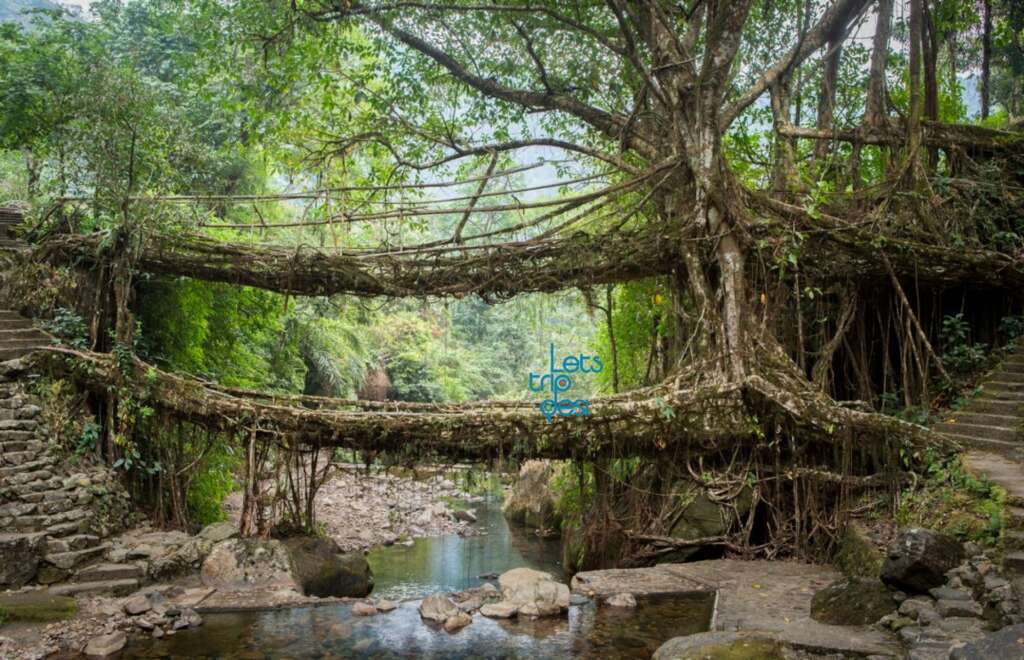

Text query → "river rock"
[949,623,1024,659]
[123,594,152,615]
[503,461,561,531]
[199,522,239,543]
[498,567,569,617]
[352,601,378,616]
[480,601,517,618]
[881,528,964,593]
[284,536,373,597]
[419,593,460,622]
[83,631,127,657]
[653,631,785,660]
[606,593,637,608]
[936,598,983,618]
[375,599,397,612]
[444,611,472,632]
[809,577,896,625]
[200,538,300,591]
[0,532,44,587]
[454,509,477,523]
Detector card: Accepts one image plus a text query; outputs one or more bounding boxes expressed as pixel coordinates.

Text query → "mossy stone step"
[74,562,144,583]
[49,578,139,597]
[0,591,77,622]
[1003,551,1024,575]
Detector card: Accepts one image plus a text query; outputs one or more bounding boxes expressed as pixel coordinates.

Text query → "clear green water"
[122,498,713,659]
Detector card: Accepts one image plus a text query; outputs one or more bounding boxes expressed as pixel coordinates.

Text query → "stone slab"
[572,558,900,657]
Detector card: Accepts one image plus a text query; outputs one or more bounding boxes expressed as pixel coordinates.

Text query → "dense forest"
[1,0,1023,568]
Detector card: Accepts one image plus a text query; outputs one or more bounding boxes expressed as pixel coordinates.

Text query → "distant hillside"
[0,0,64,26]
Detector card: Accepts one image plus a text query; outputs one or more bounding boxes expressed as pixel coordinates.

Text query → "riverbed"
[121,497,714,659]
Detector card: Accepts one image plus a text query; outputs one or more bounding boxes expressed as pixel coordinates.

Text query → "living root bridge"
[39,212,1024,300]
[36,347,950,464]
[38,226,679,300]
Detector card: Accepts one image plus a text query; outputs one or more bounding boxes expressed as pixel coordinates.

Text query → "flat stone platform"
[571,558,900,656]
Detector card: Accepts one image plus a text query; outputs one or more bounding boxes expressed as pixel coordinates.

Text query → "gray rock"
[882,528,965,594]
[375,599,398,612]
[503,461,561,531]
[900,597,940,625]
[948,624,1024,658]
[810,577,897,625]
[198,522,238,543]
[929,586,972,600]
[284,535,373,598]
[480,601,518,618]
[936,599,983,618]
[653,631,784,660]
[606,592,637,608]
[498,567,569,617]
[123,594,151,615]
[420,593,460,622]
[83,631,126,657]
[453,509,477,523]
[0,532,44,587]
[200,538,300,591]
[443,611,472,632]
[352,601,378,616]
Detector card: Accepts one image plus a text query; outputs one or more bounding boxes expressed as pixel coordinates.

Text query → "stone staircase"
[934,343,1024,578]
[0,356,143,597]
[0,206,27,252]
[0,309,51,362]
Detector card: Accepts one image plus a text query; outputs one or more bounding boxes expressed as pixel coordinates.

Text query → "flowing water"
[123,497,713,659]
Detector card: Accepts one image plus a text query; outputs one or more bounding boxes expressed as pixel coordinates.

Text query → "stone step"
[74,562,144,583]
[935,432,1020,454]
[0,431,37,443]
[46,534,100,554]
[44,543,110,570]
[1003,362,1024,374]
[46,520,86,537]
[983,381,1024,395]
[1004,551,1024,575]
[932,423,1020,443]
[1005,530,1024,553]
[942,411,1022,428]
[961,399,1023,415]
[49,578,139,598]
[1005,506,1024,528]
[994,370,1024,383]
[0,348,41,361]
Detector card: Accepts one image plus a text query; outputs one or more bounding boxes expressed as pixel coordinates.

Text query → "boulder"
[444,611,472,632]
[936,598,983,618]
[833,521,885,578]
[503,461,562,531]
[83,631,127,658]
[454,509,477,523]
[0,591,77,622]
[284,536,373,598]
[419,593,460,622]
[480,601,518,618]
[498,567,569,617]
[0,532,45,587]
[653,631,785,660]
[662,485,751,563]
[150,537,215,579]
[606,593,637,608]
[809,577,896,625]
[200,538,300,591]
[123,594,151,615]
[949,624,1024,659]
[881,528,964,593]
[198,522,239,543]
[352,601,378,616]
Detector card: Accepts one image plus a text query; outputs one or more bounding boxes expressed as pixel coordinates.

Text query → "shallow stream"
[123,498,712,659]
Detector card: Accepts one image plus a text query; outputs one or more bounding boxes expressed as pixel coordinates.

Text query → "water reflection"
[366,496,562,600]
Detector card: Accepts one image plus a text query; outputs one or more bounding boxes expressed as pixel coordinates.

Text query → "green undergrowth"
[894,448,1004,547]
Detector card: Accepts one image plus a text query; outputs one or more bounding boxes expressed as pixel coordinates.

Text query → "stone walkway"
[935,343,1024,578]
[570,558,900,656]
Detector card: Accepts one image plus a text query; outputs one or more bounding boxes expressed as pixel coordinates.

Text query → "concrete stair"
[0,310,49,361]
[49,578,139,597]
[946,343,1024,579]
